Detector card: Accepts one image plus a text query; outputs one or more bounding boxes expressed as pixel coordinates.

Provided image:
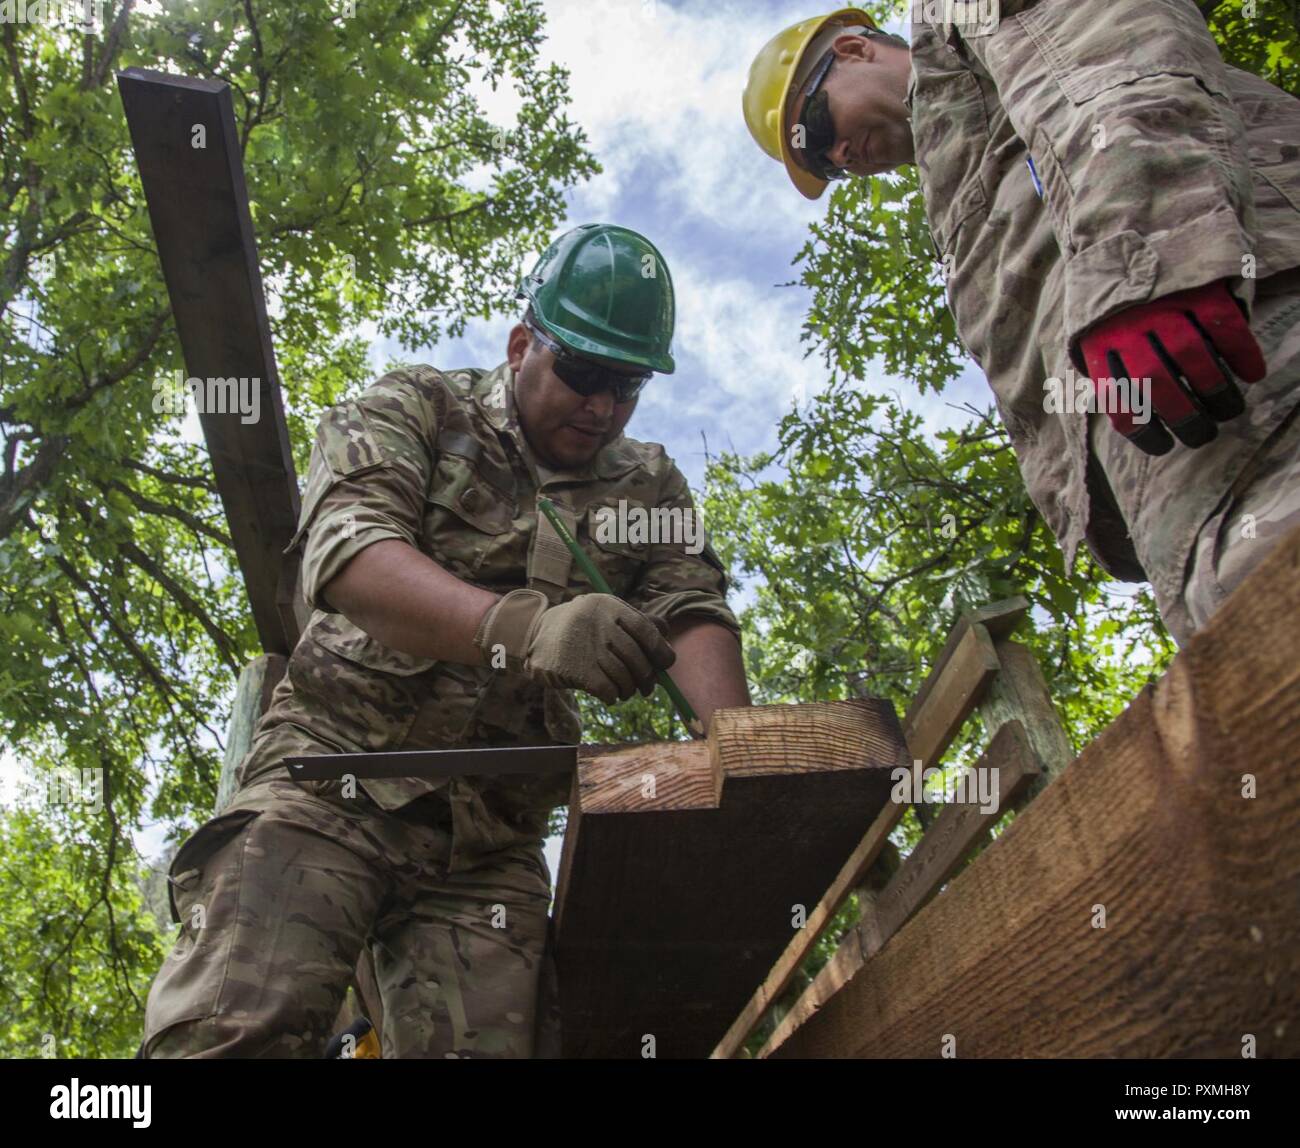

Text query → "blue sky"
[383,0,989,492]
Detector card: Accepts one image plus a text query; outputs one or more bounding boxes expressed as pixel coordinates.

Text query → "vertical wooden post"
[214,654,287,814]
[977,640,1073,800]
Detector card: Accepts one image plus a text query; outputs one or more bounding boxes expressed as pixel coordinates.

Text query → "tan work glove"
[474,589,675,705]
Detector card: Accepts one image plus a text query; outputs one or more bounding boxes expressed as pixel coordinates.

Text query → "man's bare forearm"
[324,543,753,720]
[322,539,497,664]
[666,617,751,733]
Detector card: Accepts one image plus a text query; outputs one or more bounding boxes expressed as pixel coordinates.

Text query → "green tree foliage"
[705,394,1175,752]
[1,0,594,1056]
[1203,0,1300,90]
[0,795,160,1058]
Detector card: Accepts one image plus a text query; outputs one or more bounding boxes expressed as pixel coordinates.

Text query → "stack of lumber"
[765,525,1300,1059]
[553,699,909,1058]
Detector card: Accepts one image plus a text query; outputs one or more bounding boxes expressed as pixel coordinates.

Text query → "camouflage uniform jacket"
[908,0,1300,612]
[236,362,739,839]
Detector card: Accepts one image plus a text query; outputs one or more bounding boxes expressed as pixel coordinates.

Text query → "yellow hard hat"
[742,9,877,200]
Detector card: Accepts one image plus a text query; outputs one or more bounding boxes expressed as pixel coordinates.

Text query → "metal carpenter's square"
[286,744,578,782]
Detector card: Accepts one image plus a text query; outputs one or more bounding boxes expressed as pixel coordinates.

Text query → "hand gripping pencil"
[537,497,703,737]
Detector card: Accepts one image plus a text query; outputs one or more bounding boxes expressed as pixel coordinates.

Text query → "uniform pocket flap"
[586,501,651,559]
[308,612,439,676]
[1018,0,1231,106]
[425,454,513,535]
[165,808,262,925]
[318,403,391,478]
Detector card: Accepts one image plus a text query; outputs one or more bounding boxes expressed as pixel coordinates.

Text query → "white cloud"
[634,265,835,465]
[395,2,994,485]
[535,0,828,241]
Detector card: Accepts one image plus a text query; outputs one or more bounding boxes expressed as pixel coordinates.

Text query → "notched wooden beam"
[554,697,908,1058]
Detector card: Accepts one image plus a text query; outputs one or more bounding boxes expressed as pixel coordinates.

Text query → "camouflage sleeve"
[286,368,440,612]
[958,0,1258,345]
[625,464,741,641]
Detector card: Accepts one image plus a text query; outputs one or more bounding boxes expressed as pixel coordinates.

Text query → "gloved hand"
[1077,280,1267,455]
[474,589,675,704]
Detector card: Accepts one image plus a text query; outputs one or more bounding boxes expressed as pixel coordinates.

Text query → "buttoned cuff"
[301,522,415,613]
[639,591,742,643]
[1064,208,1255,349]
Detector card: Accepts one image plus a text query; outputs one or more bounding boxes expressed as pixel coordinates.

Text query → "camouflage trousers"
[141,773,553,1058]
[1170,289,1300,645]
[1090,282,1300,647]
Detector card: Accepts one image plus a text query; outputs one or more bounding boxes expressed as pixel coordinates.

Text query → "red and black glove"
[1076,280,1267,456]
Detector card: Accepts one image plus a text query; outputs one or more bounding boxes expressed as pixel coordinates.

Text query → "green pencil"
[537,497,701,735]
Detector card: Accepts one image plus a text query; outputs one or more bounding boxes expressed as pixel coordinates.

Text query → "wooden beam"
[978,639,1073,796]
[902,620,1001,766]
[758,720,1041,1054]
[214,654,286,813]
[706,779,904,1060]
[710,618,1004,1059]
[553,699,909,1058]
[902,596,1028,743]
[117,69,304,654]
[767,524,1300,1058]
[572,739,719,815]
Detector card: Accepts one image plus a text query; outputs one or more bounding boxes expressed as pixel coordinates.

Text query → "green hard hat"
[516,223,676,374]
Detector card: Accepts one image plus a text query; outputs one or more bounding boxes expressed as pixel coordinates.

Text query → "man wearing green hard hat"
[140,223,751,1060]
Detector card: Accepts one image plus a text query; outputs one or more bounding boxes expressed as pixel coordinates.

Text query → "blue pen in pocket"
[1026,155,1045,199]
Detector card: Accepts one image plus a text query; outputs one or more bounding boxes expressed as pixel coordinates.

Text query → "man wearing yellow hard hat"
[742,3,1300,647]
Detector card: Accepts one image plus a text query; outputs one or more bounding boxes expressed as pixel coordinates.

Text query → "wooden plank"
[979,639,1073,795]
[767,524,1300,1059]
[902,621,1001,766]
[758,720,1041,1054]
[903,596,1027,731]
[710,621,1003,1059]
[117,69,303,654]
[553,699,909,1058]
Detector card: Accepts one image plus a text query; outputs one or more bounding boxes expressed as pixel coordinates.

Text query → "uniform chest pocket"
[1250,136,1300,216]
[912,64,991,259]
[583,501,649,596]
[423,454,515,578]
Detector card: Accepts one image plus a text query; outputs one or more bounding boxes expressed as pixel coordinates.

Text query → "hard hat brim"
[770,8,878,200]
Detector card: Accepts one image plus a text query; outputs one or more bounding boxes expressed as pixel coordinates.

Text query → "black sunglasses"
[793,49,849,183]
[526,319,652,404]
